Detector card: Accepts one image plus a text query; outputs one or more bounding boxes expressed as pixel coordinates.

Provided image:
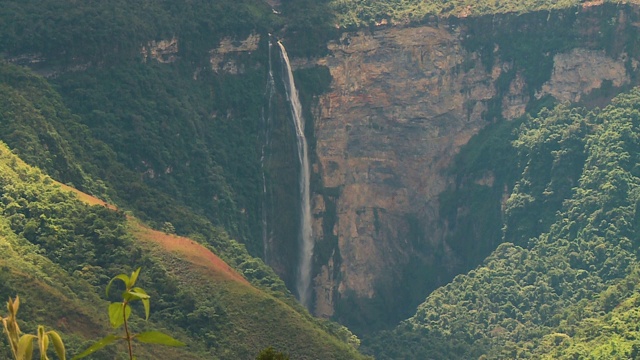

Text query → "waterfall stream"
[278,41,313,308]
[261,40,275,262]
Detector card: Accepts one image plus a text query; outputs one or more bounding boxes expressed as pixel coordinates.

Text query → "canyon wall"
[299,4,640,331]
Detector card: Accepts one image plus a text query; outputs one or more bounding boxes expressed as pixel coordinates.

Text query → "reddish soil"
[132,224,250,285]
[55,181,249,286]
[56,182,117,210]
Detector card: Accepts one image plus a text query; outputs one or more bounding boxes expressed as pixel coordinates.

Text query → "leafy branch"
[73,268,185,360]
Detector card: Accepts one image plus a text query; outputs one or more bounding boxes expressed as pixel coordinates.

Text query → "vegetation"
[0,140,364,359]
[256,347,290,360]
[73,268,184,360]
[2,297,66,360]
[365,87,640,358]
[0,58,278,294]
[0,0,278,63]
[330,0,640,28]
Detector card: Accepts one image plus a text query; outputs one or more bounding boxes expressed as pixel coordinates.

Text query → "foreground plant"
[73,268,184,360]
[2,296,66,360]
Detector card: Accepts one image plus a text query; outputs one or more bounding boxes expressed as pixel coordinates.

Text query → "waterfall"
[278,41,313,308]
[261,39,276,262]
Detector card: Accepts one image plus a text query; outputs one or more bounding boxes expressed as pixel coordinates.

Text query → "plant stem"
[3,320,19,360]
[123,302,134,360]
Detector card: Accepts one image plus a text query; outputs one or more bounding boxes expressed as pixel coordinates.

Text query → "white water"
[278,41,313,308]
[261,40,276,261]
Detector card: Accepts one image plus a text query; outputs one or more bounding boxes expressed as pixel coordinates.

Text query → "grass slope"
[0,145,199,359]
[136,230,365,359]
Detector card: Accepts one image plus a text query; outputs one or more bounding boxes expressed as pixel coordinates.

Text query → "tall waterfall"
[261,39,276,262]
[278,41,313,308]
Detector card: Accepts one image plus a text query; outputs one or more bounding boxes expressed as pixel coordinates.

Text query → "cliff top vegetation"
[330,0,640,28]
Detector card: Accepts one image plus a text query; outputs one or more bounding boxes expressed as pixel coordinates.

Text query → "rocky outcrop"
[301,4,640,329]
[209,33,261,74]
[141,37,179,63]
[538,48,633,102]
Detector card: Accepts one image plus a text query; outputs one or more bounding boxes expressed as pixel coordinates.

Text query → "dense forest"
[330,0,640,27]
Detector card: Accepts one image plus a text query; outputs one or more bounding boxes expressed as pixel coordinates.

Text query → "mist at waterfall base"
[277,41,314,309]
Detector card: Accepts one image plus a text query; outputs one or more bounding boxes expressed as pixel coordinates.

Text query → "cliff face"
[301,4,640,330]
[311,26,493,321]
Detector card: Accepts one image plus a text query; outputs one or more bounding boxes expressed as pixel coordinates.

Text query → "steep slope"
[0,60,285,293]
[0,0,305,258]
[0,141,365,359]
[365,88,640,359]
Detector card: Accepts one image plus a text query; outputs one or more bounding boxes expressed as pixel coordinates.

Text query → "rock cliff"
[298,4,640,331]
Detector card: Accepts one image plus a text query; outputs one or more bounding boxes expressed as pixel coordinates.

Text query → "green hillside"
[0,0,333,260]
[0,140,365,359]
[365,88,640,359]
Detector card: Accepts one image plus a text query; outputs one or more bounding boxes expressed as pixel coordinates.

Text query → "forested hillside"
[0,138,364,358]
[0,0,363,353]
[0,0,335,258]
[365,88,640,359]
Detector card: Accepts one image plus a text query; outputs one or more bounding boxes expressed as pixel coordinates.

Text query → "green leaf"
[108,303,131,328]
[47,331,66,360]
[123,290,150,302]
[135,331,185,347]
[17,334,35,360]
[106,274,130,297]
[129,267,142,288]
[141,298,150,321]
[71,335,120,360]
[38,325,48,360]
[132,287,150,320]
[9,296,19,316]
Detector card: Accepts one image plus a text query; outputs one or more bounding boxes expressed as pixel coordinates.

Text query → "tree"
[256,347,290,360]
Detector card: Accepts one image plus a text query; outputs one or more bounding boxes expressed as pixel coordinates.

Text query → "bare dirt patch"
[54,181,249,286]
[132,223,250,285]
[55,182,117,210]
